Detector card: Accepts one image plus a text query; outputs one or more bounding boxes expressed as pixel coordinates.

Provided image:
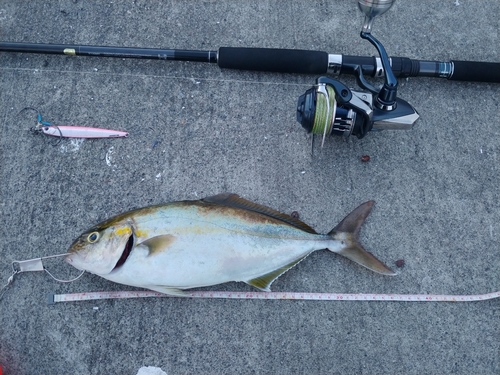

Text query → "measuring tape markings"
[11,257,495,304]
[48,290,500,304]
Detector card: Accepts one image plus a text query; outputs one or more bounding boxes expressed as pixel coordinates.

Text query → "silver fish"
[66,193,395,295]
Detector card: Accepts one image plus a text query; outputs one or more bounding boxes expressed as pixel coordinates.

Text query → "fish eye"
[87,232,100,243]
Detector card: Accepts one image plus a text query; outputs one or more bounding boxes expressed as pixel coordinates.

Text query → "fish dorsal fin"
[246,252,312,292]
[203,193,317,234]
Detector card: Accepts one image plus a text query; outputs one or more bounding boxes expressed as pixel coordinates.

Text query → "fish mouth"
[112,234,134,271]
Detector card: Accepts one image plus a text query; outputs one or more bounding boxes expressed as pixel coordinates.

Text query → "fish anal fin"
[203,193,317,234]
[246,253,311,292]
[147,285,189,297]
[140,235,176,256]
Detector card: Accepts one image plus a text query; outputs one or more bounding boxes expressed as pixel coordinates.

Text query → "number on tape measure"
[47,290,500,304]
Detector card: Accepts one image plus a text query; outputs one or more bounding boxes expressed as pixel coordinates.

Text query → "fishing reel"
[296,0,419,145]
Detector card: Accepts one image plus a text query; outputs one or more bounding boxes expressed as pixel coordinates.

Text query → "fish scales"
[66,194,395,295]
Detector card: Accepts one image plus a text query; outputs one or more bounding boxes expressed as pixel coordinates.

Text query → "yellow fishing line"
[311,85,335,135]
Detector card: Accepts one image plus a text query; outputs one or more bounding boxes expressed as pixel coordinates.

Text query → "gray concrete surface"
[0,1,498,374]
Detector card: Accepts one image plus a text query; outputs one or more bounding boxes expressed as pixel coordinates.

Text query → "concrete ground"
[0,1,498,374]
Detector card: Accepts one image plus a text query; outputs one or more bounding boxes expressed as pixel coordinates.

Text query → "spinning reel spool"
[296,0,419,146]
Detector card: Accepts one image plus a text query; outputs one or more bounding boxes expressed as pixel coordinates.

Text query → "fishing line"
[0,67,313,88]
[11,253,85,282]
[19,107,64,145]
[0,253,85,300]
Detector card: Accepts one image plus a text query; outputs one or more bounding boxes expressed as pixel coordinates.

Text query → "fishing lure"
[27,108,128,139]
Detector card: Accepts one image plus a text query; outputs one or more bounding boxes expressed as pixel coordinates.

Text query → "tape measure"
[5,257,497,305]
[48,290,500,304]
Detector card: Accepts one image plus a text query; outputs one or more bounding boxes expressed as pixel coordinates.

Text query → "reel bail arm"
[358,0,398,110]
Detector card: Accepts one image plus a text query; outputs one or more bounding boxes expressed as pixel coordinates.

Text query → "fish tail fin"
[327,201,396,276]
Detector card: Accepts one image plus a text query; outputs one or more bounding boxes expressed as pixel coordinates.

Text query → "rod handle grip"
[450,60,500,83]
[218,47,328,74]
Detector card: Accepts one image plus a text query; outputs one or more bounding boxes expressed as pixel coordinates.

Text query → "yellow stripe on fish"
[66,193,395,295]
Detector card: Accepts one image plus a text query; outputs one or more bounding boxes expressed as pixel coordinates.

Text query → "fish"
[66,193,395,296]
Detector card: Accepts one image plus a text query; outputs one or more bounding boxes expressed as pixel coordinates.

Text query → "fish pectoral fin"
[147,285,189,297]
[139,234,176,256]
[246,253,311,292]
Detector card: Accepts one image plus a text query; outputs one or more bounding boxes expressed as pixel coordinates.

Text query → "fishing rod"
[1,0,498,146]
[1,41,498,84]
[2,41,499,83]
[1,3,498,83]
